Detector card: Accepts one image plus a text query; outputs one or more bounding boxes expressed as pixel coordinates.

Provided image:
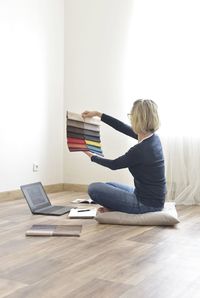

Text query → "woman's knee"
[88,182,103,196]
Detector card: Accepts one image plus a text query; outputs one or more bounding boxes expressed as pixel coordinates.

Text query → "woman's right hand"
[81,111,102,119]
[83,151,94,158]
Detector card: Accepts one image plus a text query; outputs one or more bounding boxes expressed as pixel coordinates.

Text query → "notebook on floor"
[71,198,97,204]
[20,182,73,216]
[68,208,97,219]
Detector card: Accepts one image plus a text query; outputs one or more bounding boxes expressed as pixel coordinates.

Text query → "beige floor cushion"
[95,202,179,226]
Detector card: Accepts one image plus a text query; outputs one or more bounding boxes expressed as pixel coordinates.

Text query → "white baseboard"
[0,183,88,202]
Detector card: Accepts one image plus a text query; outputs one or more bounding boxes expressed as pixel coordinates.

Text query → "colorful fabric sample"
[67,132,101,142]
[67,126,100,137]
[85,140,102,148]
[66,111,103,156]
[67,119,100,132]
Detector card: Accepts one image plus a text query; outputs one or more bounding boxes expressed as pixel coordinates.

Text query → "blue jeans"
[88,182,163,214]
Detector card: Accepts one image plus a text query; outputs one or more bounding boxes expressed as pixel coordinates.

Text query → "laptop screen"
[20,182,50,211]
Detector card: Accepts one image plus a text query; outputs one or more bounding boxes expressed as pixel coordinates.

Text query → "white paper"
[71,198,96,204]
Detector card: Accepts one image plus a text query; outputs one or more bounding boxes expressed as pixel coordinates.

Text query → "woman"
[82,99,166,214]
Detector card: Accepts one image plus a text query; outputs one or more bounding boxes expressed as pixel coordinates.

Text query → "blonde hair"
[130,99,160,134]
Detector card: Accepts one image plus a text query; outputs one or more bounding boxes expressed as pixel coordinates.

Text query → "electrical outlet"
[33,163,39,172]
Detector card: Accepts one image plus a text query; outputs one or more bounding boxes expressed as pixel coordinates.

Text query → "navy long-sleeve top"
[91,113,166,208]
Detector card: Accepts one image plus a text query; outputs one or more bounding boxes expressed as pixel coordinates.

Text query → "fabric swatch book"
[66,111,103,156]
[25,224,82,237]
[68,208,97,219]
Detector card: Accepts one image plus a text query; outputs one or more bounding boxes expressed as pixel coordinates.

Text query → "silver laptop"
[20,182,73,216]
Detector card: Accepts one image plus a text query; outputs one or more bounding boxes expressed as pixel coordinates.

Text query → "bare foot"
[97,207,111,213]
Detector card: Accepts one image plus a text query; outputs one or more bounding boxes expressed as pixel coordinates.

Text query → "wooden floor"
[0,191,200,298]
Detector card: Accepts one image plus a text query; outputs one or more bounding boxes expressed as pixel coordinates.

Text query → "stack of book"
[25,224,82,237]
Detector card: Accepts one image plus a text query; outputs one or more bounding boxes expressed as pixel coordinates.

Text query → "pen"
[77,209,90,212]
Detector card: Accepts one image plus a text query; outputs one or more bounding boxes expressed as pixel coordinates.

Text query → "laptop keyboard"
[39,206,65,212]
[49,206,64,211]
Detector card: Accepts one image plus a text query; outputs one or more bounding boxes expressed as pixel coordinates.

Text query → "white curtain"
[123,0,200,204]
[162,136,200,204]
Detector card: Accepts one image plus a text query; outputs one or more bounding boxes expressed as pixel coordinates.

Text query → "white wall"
[0,0,64,192]
[64,0,136,185]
